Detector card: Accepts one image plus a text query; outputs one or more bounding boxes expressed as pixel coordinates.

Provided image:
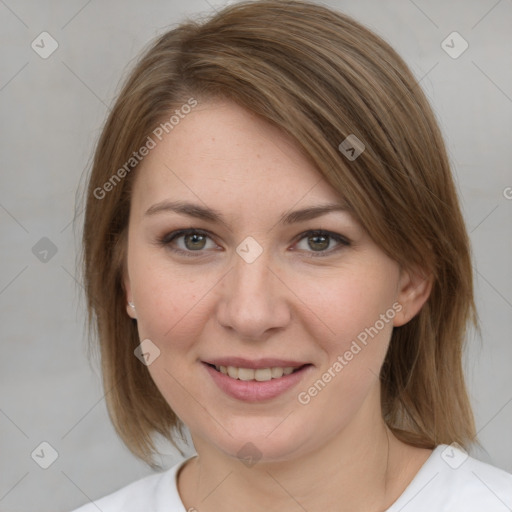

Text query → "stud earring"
[128,301,135,309]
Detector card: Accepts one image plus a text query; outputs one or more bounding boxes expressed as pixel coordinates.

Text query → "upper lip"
[203,357,309,369]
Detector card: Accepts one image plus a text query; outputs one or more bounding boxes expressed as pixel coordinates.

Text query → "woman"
[73,1,512,510]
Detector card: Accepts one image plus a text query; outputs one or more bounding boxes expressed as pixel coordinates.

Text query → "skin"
[124,99,433,512]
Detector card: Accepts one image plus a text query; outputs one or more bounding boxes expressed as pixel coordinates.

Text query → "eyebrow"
[144,200,349,225]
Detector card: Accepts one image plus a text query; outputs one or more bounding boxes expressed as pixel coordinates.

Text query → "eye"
[159,229,219,256]
[293,230,350,256]
[158,228,350,258]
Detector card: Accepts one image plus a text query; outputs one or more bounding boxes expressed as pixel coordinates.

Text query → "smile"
[212,364,304,381]
[203,361,312,402]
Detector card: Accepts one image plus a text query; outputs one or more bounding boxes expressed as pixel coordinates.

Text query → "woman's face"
[124,99,423,462]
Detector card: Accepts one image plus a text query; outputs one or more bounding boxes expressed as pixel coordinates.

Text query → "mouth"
[202,359,313,402]
[205,362,309,382]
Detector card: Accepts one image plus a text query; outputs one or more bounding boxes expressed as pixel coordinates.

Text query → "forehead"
[131,100,344,215]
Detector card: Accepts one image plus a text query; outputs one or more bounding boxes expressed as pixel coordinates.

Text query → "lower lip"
[203,363,311,402]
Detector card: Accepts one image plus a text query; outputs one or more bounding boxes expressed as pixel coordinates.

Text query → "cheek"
[127,252,217,351]
[293,267,398,409]
[296,269,398,349]
[127,256,218,425]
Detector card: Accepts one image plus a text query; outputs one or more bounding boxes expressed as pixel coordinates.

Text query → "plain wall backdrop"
[1,0,511,510]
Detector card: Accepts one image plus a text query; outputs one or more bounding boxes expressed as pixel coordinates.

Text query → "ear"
[124,274,137,320]
[393,266,432,327]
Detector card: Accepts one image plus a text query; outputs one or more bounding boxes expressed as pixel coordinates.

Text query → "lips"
[202,358,312,402]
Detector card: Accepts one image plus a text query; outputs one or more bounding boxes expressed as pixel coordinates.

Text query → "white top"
[71,444,512,511]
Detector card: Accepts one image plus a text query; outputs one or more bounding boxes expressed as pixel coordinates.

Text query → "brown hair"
[82,0,477,468]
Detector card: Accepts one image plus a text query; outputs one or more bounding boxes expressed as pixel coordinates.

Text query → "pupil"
[309,235,329,251]
[185,233,206,250]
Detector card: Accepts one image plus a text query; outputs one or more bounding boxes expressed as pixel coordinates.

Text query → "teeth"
[271,367,284,378]
[255,368,272,381]
[238,367,254,381]
[215,365,300,381]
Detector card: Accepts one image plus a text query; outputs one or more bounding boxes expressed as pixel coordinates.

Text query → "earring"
[128,301,135,309]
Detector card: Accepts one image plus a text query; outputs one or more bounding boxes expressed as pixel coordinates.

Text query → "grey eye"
[183,233,208,250]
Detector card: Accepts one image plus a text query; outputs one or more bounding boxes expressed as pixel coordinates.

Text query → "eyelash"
[158,228,351,258]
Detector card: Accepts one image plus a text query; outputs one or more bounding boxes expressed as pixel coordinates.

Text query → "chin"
[198,418,317,465]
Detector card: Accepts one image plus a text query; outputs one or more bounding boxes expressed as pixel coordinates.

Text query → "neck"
[178,389,422,512]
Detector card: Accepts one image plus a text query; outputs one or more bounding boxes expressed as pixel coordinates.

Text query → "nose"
[215,250,291,340]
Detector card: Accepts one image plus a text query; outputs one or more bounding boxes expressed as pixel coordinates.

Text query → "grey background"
[0,0,511,510]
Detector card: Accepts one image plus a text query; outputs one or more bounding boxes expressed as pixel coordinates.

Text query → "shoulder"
[69,458,190,512]
[388,444,512,512]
